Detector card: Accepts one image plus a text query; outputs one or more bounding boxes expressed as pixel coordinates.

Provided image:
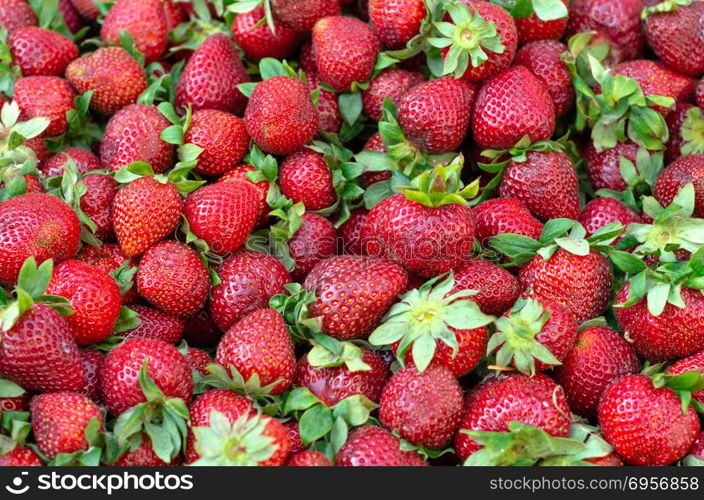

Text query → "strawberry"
[473,198,543,244]
[665,102,704,161]
[244,76,318,156]
[80,174,119,241]
[684,431,704,465]
[58,0,84,32]
[209,249,291,331]
[30,392,103,460]
[66,47,147,115]
[100,338,193,416]
[287,451,331,466]
[113,435,181,466]
[472,66,556,150]
[612,59,689,114]
[100,104,174,173]
[219,163,270,227]
[231,6,304,61]
[184,110,249,177]
[396,76,475,154]
[216,308,296,395]
[514,40,574,118]
[8,26,78,76]
[303,255,408,340]
[0,193,80,285]
[654,154,704,217]
[514,0,568,43]
[453,258,520,316]
[272,0,341,32]
[288,212,337,281]
[14,76,75,136]
[41,147,100,178]
[669,351,704,405]
[46,260,122,346]
[584,140,641,192]
[312,15,382,92]
[279,149,335,211]
[305,71,341,134]
[362,69,423,122]
[598,373,701,466]
[554,326,641,419]
[0,445,42,466]
[335,425,427,466]
[0,0,36,31]
[183,182,258,255]
[69,0,99,19]
[76,243,135,296]
[175,34,250,115]
[79,349,104,404]
[643,0,704,77]
[578,197,642,240]
[368,0,426,50]
[453,373,571,461]
[337,207,368,255]
[101,0,167,65]
[136,240,210,317]
[187,347,213,376]
[294,347,390,406]
[122,304,185,344]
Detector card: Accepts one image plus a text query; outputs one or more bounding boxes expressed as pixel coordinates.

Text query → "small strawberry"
[578,197,642,240]
[14,76,75,136]
[231,6,304,61]
[368,0,426,50]
[187,347,213,376]
[514,0,568,43]
[79,349,104,404]
[473,198,543,244]
[362,69,423,123]
[287,450,331,466]
[612,59,690,114]
[453,258,520,316]
[287,211,337,281]
[272,0,341,32]
[101,0,167,64]
[0,0,36,32]
[279,149,335,211]
[335,425,427,466]
[41,147,100,178]
[8,26,78,76]
[219,163,270,228]
[184,110,249,177]
[122,304,185,344]
[654,154,704,217]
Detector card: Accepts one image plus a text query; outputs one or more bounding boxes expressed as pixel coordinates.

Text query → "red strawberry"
[669,351,704,405]
[452,257,520,316]
[514,0,568,43]
[183,309,221,347]
[305,71,341,134]
[14,76,75,136]
[66,47,147,115]
[209,249,291,331]
[30,392,103,460]
[272,0,341,32]
[279,149,335,211]
[244,76,318,155]
[76,243,135,288]
[69,0,99,19]
[454,373,571,461]
[335,425,427,466]
[175,34,250,115]
[294,348,390,405]
[0,0,36,31]
[100,104,174,173]
[368,0,426,50]
[472,65,556,150]
[665,102,700,162]
[397,76,475,154]
[514,40,574,118]
[299,40,317,73]
[122,304,185,344]
[231,6,304,61]
[41,147,100,178]
[612,60,689,114]
[183,182,258,255]
[598,374,701,466]
[100,338,193,416]
[312,15,382,92]
[79,349,104,404]
[80,174,119,241]
[219,164,270,227]
[287,451,331,466]
[584,140,640,192]
[473,198,543,244]
[303,255,408,340]
[216,308,296,394]
[288,212,337,281]
[113,435,181,466]
[578,197,642,240]
[101,0,167,64]
[46,260,122,346]
[111,176,182,257]
[185,110,249,177]
[283,421,304,455]
[136,241,210,317]
[187,347,213,376]
[59,0,85,31]
[654,154,704,217]
[0,445,43,466]
[8,26,78,76]
[337,207,368,256]
[0,193,80,285]
[362,69,423,122]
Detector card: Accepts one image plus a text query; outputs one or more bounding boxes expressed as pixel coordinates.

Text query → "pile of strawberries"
[1,0,704,468]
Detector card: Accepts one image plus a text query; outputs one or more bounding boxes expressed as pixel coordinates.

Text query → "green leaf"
[339,92,363,126]
[532,0,568,20]
[298,404,334,445]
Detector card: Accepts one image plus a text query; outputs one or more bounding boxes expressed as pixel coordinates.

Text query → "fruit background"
[0,0,704,467]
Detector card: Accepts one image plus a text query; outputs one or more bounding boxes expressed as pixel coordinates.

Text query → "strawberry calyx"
[257,198,305,272]
[167,1,229,52]
[595,148,663,212]
[269,282,322,341]
[492,0,568,21]
[369,272,495,373]
[158,102,206,172]
[306,333,373,372]
[642,0,695,18]
[113,361,190,463]
[237,58,305,99]
[113,160,203,194]
[47,91,102,152]
[0,407,31,455]
[645,364,704,414]
[0,101,50,186]
[0,28,21,95]
[195,362,282,404]
[681,107,704,156]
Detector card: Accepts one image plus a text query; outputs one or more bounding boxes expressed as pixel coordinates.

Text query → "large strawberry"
[14,76,75,136]
[335,425,427,466]
[219,163,270,227]
[185,110,249,177]
[514,0,568,43]
[279,149,335,211]
[8,26,78,76]
[368,0,426,50]
[473,197,543,244]
[0,0,37,31]
[452,257,520,316]
[100,0,167,64]
[578,197,642,240]
[362,69,424,122]
[654,154,704,217]
[231,6,304,61]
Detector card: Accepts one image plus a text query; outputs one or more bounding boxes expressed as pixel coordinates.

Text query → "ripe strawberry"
[454,373,571,461]
[113,435,181,466]
[122,304,185,344]
[272,0,341,32]
[0,0,36,31]
[287,451,331,466]
[279,149,335,211]
[294,348,390,405]
[654,154,704,217]
[185,110,249,177]
[644,0,704,77]
[79,349,104,404]
[283,420,304,454]
[209,249,291,331]
[668,351,704,406]
[312,15,382,91]
[578,197,642,240]
[136,241,210,317]
[584,140,640,192]
[0,445,43,466]
[336,425,427,466]
[368,0,426,50]
[101,338,193,416]
[599,373,701,466]
[175,34,250,115]
[219,164,270,227]
[514,40,574,118]
[397,76,475,154]
[14,76,75,136]
[362,69,423,122]
[452,258,520,316]
[303,255,408,340]
[554,326,640,419]
[337,207,368,256]
[187,347,213,376]
[69,0,99,19]
[100,104,174,173]
[473,198,543,244]
[8,26,78,76]
[514,0,568,43]
[183,182,258,255]
[244,76,318,156]
[30,392,103,460]
[80,174,119,241]
[288,212,337,281]
[472,66,556,150]
[183,309,221,347]
[0,193,80,285]
[66,47,147,115]
[111,176,182,257]
[101,0,167,65]
[59,0,85,30]
[216,308,296,394]
[305,71,341,134]
[46,260,122,346]
[76,243,135,288]
[612,59,689,114]
[41,147,100,178]
[231,6,304,61]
